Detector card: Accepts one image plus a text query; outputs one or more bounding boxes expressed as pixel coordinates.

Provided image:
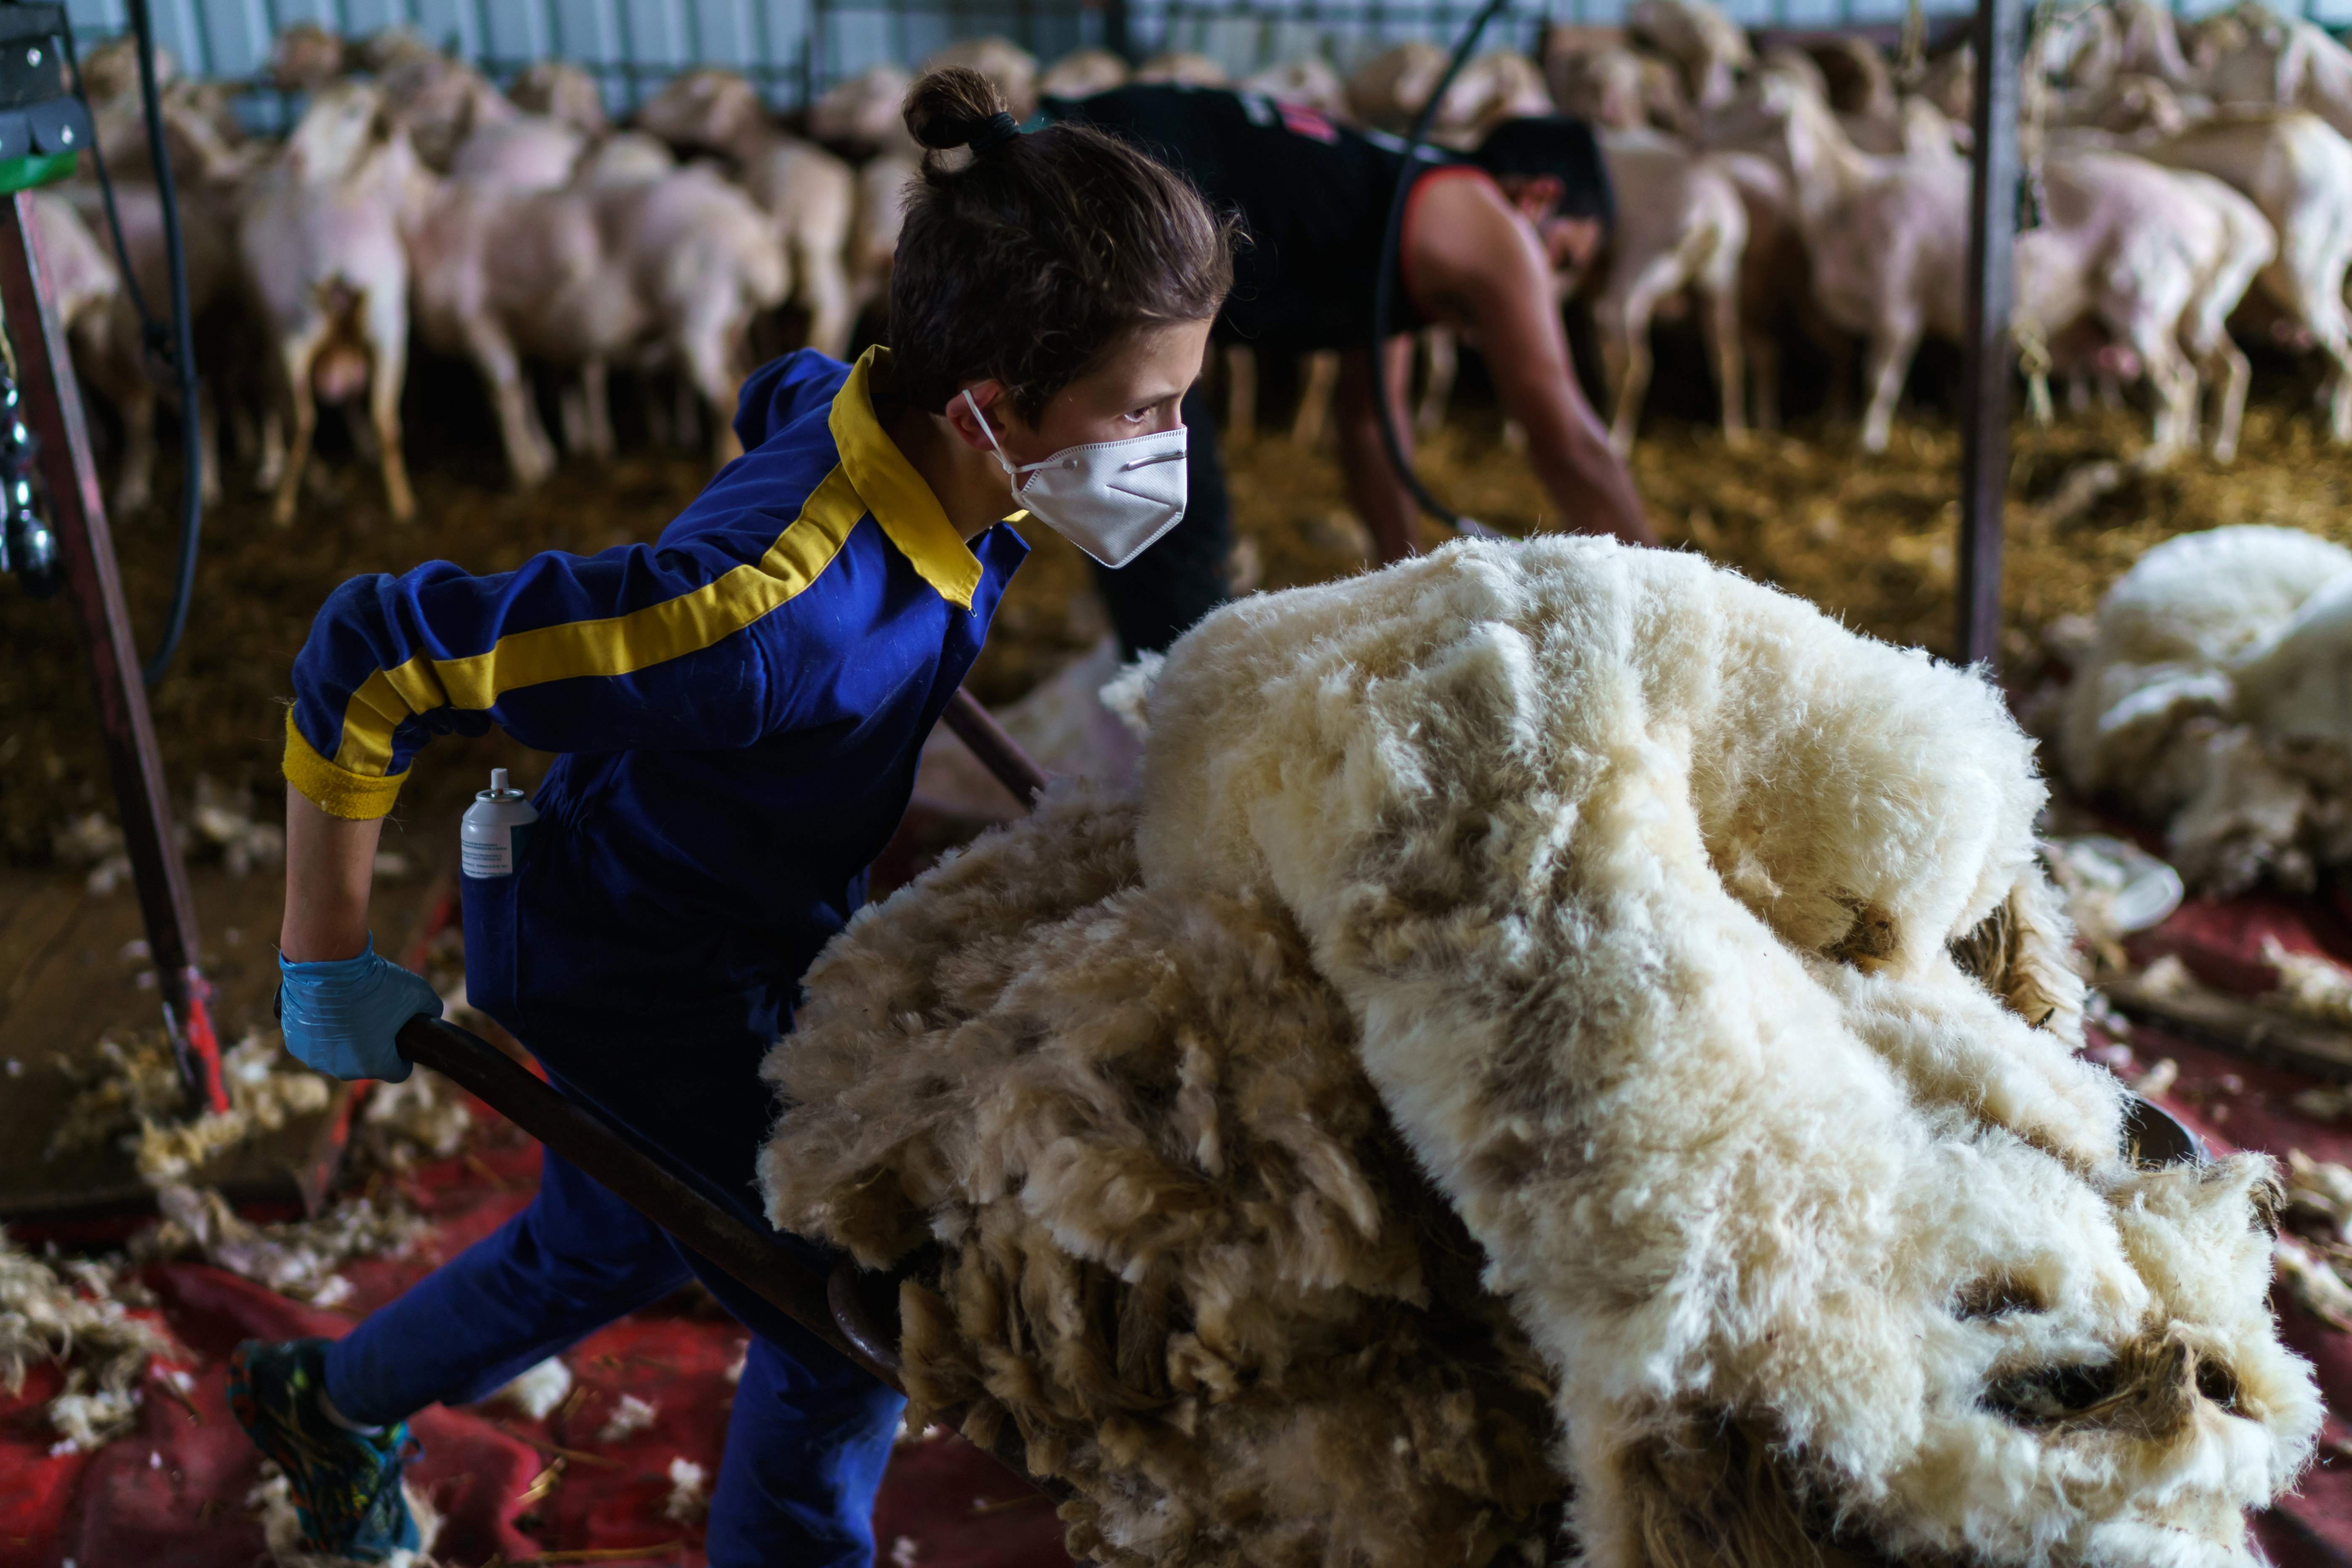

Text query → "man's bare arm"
[1411,180,1657,547]
[1335,341,1424,564]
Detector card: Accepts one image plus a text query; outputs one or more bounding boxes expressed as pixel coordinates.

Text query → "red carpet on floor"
[0,1099,1071,1568]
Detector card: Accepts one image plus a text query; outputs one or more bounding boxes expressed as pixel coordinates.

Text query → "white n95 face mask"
[963,390,1188,569]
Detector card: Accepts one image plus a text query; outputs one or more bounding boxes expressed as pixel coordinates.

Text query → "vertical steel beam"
[0,191,225,1112]
[1955,0,2024,666]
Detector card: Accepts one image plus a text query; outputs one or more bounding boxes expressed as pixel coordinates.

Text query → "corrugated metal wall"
[61,0,2345,115]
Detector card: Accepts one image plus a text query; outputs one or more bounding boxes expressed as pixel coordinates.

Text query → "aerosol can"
[461,768,537,878]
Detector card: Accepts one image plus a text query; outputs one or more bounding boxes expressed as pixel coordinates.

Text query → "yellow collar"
[829,347,984,610]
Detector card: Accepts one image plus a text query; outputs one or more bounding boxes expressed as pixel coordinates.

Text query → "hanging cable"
[60,4,203,685]
[1369,0,1512,537]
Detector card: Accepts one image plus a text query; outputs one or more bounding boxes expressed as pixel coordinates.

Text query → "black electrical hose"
[1369,0,1514,538]
[62,4,203,685]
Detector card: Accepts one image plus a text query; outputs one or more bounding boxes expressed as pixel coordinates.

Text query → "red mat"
[0,1102,1070,1568]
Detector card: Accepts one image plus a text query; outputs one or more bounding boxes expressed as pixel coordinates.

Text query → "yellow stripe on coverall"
[329,463,869,782]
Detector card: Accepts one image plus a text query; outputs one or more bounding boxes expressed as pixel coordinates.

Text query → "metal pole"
[0,192,226,1112]
[1955,0,2023,666]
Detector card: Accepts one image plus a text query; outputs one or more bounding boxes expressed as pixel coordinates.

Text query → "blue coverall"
[281,347,1028,1563]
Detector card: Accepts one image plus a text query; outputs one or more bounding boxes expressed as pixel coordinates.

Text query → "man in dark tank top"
[1044,83,1652,653]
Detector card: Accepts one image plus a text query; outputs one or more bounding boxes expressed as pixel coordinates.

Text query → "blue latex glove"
[277,935,442,1083]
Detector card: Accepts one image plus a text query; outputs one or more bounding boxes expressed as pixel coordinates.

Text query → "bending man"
[1043,82,1656,655]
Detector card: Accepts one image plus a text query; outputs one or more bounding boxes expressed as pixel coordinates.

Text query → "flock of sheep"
[28,0,2352,543]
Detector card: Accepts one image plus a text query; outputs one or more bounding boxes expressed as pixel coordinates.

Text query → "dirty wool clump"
[764,786,1560,1568]
[2063,524,2352,894]
[130,1184,432,1308]
[47,1029,336,1184]
[767,536,2320,1568]
[1,1227,175,1452]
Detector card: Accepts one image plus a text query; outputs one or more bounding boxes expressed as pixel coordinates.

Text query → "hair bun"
[903,65,1011,153]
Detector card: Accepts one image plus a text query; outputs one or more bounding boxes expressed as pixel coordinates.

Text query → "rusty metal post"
[0,191,225,1112]
[1955,0,2024,666]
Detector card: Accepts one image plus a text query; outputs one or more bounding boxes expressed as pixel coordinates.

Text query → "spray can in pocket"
[461,768,539,878]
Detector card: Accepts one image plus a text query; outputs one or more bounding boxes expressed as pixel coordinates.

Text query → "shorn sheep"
[2065,524,2352,895]
[764,538,2318,1568]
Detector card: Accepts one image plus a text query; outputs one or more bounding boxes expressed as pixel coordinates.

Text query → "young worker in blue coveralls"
[227,64,1234,1566]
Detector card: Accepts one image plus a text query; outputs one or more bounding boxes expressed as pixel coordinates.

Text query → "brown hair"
[886,66,1236,423]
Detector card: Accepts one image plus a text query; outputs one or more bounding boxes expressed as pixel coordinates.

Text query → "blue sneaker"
[227,1338,419,1561]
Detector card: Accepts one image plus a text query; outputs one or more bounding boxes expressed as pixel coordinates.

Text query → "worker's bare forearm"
[281,785,383,962]
[1338,405,1421,564]
[1501,376,1657,547]
[1337,353,1422,564]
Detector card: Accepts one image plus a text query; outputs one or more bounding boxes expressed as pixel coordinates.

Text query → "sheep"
[1711,145,1849,431]
[2015,149,2275,464]
[2145,109,2352,443]
[1628,0,1752,111]
[376,53,584,191]
[267,22,346,93]
[845,151,917,334]
[506,60,608,136]
[2205,5,2352,140]
[1134,51,1229,88]
[920,35,1040,120]
[1548,45,1651,129]
[403,162,788,481]
[1347,43,1552,147]
[64,87,249,514]
[635,69,858,360]
[1039,48,1132,100]
[1589,128,1749,453]
[1236,56,1349,119]
[2065,524,2352,895]
[235,82,420,526]
[1726,65,1969,452]
[767,535,2319,1568]
[808,64,917,153]
[1344,40,1447,130]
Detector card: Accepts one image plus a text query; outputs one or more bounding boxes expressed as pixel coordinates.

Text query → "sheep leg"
[367,299,416,522]
[557,381,589,456]
[341,399,381,464]
[1858,318,1920,455]
[581,358,615,460]
[1700,281,1748,448]
[270,330,323,530]
[1291,350,1339,446]
[682,318,747,469]
[2200,336,2252,465]
[1225,343,1257,451]
[2109,298,2197,466]
[462,314,555,488]
[195,387,220,507]
[1414,327,1457,436]
[797,235,852,361]
[1745,328,1780,434]
[254,405,286,495]
[1593,289,1657,458]
[2323,328,2352,445]
[112,381,157,516]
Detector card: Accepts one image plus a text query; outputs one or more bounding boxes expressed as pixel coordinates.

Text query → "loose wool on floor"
[764,536,2321,1567]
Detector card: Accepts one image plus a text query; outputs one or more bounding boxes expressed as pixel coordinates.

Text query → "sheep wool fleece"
[763,537,2320,1568]
[2063,524,2352,894]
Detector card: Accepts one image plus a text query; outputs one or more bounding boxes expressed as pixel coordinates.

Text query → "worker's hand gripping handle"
[277,938,443,1083]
